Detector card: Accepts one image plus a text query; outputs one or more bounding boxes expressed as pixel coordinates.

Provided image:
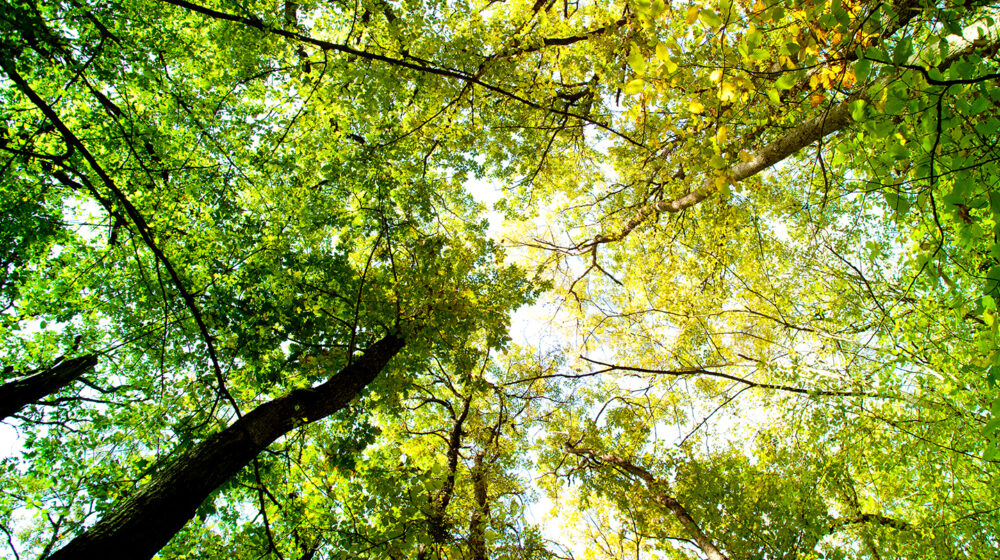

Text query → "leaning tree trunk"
[0,355,98,420]
[47,334,404,560]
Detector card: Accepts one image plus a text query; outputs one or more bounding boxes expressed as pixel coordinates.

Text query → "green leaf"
[975,117,1000,137]
[850,99,866,121]
[988,365,1000,388]
[775,72,797,90]
[882,190,910,216]
[628,47,647,74]
[853,58,871,83]
[983,415,1000,437]
[892,37,912,65]
[985,441,999,461]
[885,92,906,115]
[700,9,724,27]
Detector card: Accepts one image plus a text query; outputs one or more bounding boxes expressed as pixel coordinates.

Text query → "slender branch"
[579,356,875,398]
[564,444,729,560]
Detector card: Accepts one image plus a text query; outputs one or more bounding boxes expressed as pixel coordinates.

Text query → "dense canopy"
[1,0,999,558]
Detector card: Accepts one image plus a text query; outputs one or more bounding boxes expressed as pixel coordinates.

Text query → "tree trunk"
[418,395,471,560]
[0,355,98,420]
[467,452,489,560]
[47,334,404,560]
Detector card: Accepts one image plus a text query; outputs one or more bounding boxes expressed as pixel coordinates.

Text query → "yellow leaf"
[656,43,670,62]
[738,150,753,162]
[624,79,645,95]
[657,44,678,73]
[686,5,701,24]
[710,69,723,83]
[689,100,705,113]
[841,68,856,87]
[719,81,738,102]
[716,125,728,144]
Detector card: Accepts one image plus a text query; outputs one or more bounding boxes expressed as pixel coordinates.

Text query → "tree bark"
[0,355,98,420]
[418,394,472,560]
[467,452,489,560]
[47,334,404,560]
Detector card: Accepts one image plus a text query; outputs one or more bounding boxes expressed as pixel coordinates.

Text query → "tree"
[2,1,533,557]
[2,0,998,559]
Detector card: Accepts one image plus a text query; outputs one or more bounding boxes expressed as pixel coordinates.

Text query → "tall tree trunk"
[0,355,98,420]
[467,452,489,560]
[47,334,404,560]
[418,394,471,560]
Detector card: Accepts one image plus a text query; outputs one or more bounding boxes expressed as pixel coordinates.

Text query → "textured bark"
[0,355,98,420]
[566,444,729,560]
[47,334,404,560]
[467,453,489,560]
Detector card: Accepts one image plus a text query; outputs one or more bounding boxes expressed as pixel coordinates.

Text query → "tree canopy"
[1,0,999,558]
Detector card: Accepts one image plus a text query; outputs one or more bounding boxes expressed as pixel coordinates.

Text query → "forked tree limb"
[564,444,729,560]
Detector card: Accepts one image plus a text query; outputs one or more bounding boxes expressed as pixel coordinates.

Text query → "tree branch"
[579,356,875,398]
[161,0,640,147]
[0,355,99,420]
[0,55,239,417]
[589,17,1000,248]
[564,444,729,560]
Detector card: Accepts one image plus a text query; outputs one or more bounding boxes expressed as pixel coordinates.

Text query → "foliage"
[1,0,999,559]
